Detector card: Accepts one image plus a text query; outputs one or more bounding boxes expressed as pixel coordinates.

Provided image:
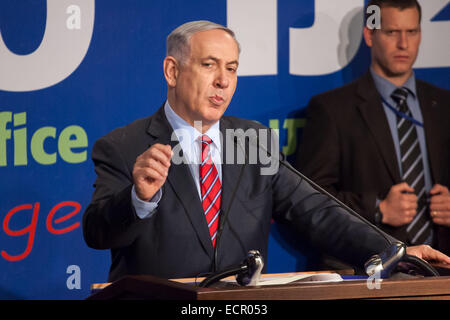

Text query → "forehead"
[380,6,420,28]
[188,29,239,60]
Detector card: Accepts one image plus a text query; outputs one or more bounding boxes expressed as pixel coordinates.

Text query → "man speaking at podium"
[82,20,450,283]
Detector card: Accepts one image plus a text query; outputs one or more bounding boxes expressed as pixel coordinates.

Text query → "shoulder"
[416,79,450,120]
[303,79,363,122]
[220,116,275,148]
[309,76,366,107]
[98,116,152,146]
[221,115,269,131]
[91,114,156,165]
[416,79,450,100]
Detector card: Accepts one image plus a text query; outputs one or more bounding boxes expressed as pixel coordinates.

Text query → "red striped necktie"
[199,135,221,247]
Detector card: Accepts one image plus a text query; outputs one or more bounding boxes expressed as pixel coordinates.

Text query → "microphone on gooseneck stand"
[200,134,265,288]
[202,132,294,287]
[199,250,264,288]
[213,136,247,272]
[235,129,439,278]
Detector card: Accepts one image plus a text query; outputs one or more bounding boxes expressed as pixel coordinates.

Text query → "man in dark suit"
[296,0,450,256]
[83,20,450,282]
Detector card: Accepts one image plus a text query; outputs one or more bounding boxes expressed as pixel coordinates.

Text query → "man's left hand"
[429,184,450,227]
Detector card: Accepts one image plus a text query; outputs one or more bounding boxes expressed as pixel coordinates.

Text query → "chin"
[392,61,414,72]
[384,64,413,79]
[205,107,227,120]
[393,69,412,78]
[205,114,223,124]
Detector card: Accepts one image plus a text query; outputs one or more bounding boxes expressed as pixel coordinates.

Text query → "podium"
[87,269,450,300]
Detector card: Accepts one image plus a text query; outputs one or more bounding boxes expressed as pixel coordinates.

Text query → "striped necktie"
[199,135,221,247]
[392,87,432,245]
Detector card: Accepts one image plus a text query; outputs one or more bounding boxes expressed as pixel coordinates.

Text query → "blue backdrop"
[0,0,449,299]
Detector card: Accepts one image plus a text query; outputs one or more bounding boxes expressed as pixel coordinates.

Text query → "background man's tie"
[199,135,221,247]
[392,87,432,245]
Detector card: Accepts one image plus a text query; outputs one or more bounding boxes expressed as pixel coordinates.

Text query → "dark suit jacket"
[296,72,450,254]
[83,104,393,282]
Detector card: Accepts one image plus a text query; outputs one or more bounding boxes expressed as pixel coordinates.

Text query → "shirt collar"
[370,67,417,101]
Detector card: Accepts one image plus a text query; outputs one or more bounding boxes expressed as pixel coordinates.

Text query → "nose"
[397,31,408,50]
[214,68,229,89]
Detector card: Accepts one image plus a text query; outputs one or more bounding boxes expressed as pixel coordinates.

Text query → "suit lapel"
[356,73,401,183]
[417,81,442,183]
[147,106,214,258]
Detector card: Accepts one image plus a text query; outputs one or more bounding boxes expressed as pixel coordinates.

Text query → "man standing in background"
[297,0,450,256]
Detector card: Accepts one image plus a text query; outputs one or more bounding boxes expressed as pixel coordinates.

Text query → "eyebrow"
[203,56,239,67]
[382,26,420,31]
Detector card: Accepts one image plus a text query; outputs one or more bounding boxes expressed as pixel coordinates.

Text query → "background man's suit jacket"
[83,105,392,282]
[296,72,450,254]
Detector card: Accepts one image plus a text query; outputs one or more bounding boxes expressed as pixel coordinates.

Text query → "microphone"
[365,242,439,278]
[199,250,264,287]
[365,242,406,278]
[234,129,439,277]
[235,129,394,246]
[236,250,264,286]
[212,135,249,272]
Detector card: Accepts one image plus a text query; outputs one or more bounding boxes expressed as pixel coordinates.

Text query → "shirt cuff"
[131,185,162,219]
[375,198,382,208]
[374,198,383,225]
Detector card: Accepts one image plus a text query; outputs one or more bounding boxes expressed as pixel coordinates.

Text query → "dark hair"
[365,0,422,24]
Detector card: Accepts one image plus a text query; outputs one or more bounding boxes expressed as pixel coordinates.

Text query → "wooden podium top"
[88,269,450,300]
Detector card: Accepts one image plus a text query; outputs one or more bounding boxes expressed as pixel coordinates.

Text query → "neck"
[166,96,215,133]
[371,65,412,87]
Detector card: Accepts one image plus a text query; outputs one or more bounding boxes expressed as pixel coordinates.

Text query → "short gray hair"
[166,20,241,65]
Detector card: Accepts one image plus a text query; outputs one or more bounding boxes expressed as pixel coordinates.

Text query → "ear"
[363,26,374,48]
[163,56,179,87]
